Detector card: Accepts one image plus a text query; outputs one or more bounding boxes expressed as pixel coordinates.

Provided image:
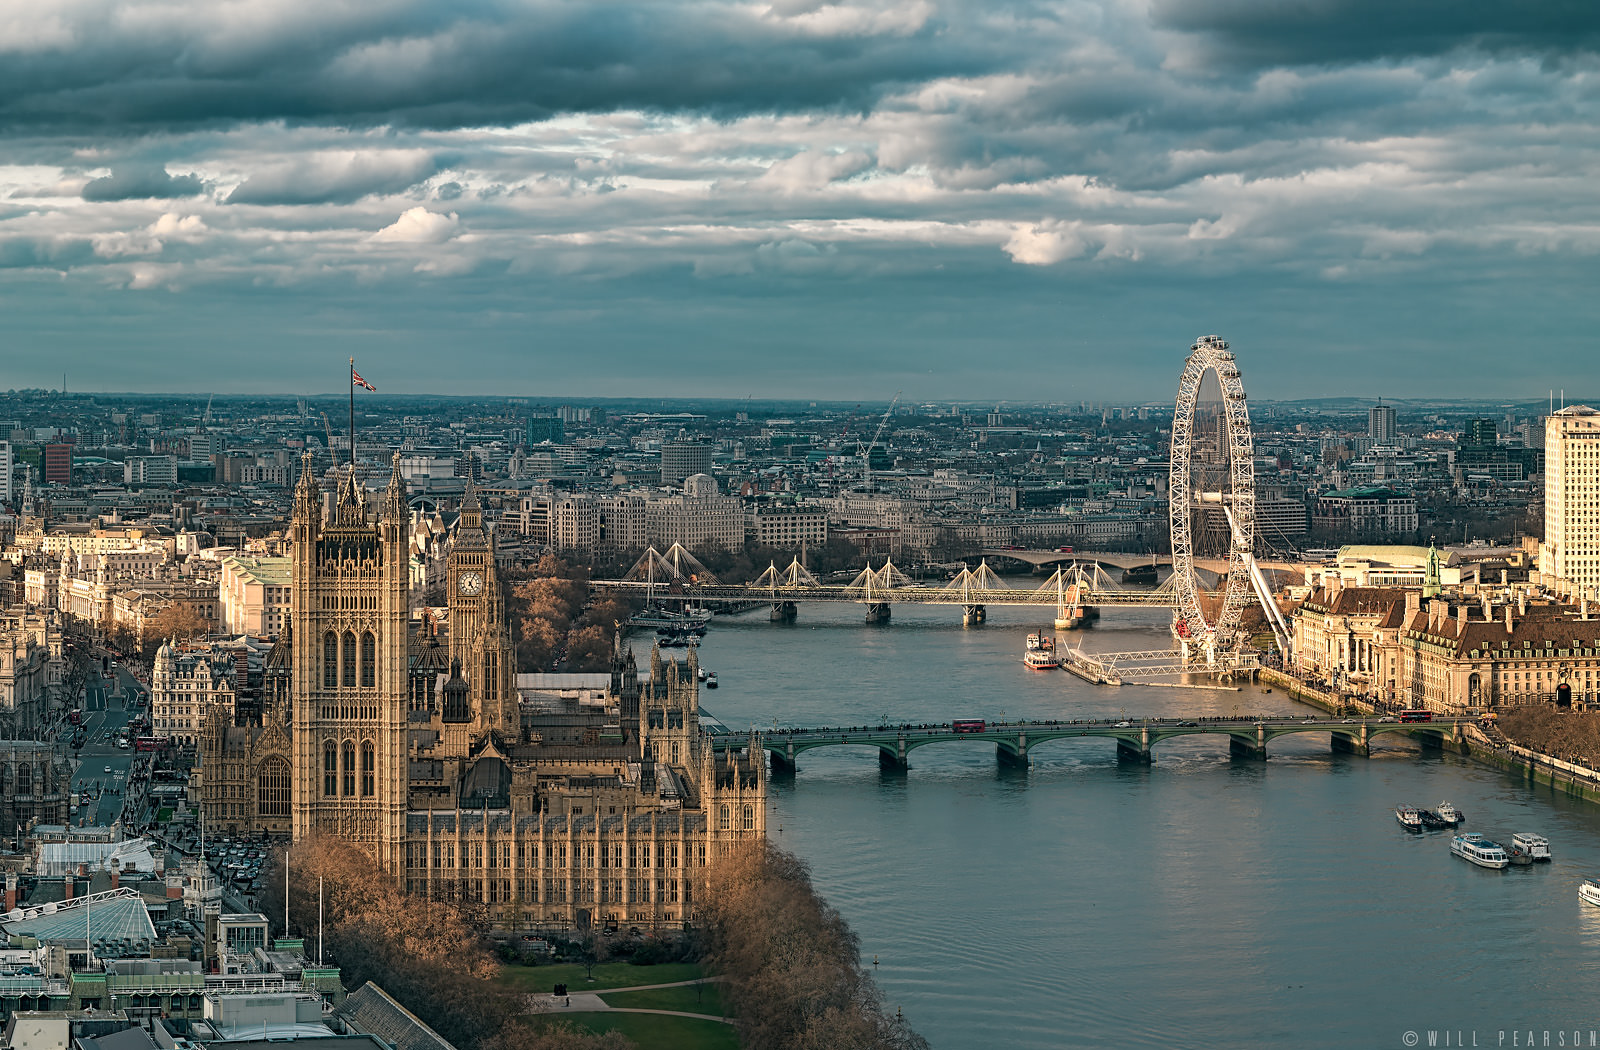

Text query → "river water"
[688,600,1600,1049]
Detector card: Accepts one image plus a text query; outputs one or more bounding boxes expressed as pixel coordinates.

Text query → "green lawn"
[497,961,706,993]
[600,983,726,1016]
[540,1012,739,1050]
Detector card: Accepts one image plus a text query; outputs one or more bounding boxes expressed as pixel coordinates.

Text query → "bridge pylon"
[963,604,986,626]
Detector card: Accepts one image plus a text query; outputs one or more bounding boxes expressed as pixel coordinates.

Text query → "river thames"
[689,599,1600,1049]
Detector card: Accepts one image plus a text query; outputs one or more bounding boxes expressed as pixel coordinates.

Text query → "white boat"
[697,667,707,682]
[1451,833,1509,869]
[1023,650,1060,671]
[1026,633,1044,652]
[1435,801,1465,825]
[1511,833,1552,862]
[1396,804,1423,832]
[1580,880,1600,908]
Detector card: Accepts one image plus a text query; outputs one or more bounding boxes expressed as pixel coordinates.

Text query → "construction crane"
[321,412,336,465]
[200,394,213,432]
[860,392,901,491]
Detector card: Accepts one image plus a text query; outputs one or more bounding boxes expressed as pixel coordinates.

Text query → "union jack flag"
[352,369,375,392]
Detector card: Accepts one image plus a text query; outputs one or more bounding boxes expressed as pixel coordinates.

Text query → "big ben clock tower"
[446,476,516,739]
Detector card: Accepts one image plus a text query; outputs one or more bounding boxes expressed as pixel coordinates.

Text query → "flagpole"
[348,357,355,469]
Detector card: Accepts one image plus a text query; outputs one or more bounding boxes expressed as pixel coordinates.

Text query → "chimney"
[1506,605,1514,633]
[1406,591,1421,619]
[4,873,17,912]
[64,874,74,902]
[1519,592,1527,616]
[111,864,120,890]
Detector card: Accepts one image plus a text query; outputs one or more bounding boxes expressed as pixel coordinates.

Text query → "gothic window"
[16,764,31,795]
[742,805,754,831]
[323,633,338,688]
[324,743,337,796]
[360,742,374,797]
[341,632,356,687]
[718,804,730,831]
[361,632,376,688]
[258,757,291,818]
[342,741,356,796]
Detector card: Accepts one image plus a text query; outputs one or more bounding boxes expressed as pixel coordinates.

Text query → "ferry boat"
[1121,563,1158,585]
[631,607,712,632]
[1435,802,1466,825]
[1023,650,1061,671]
[1580,879,1600,908]
[1450,833,1509,869]
[1026,633,1044,651]
[705,672,719,689]
[1511,833,1552,862]
[1396,804,1423,832]
[1419,809,1452,830]
[697,667,708,681]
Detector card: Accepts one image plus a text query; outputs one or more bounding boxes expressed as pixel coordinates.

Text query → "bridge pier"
[878,744,909,772]
[1331,724,1370,757]
[770,601,797,622]
[865,602,892,624]
[769,745,797,776]
[1229,725,1268,759]
[996,731,1030,769]
[1115,727,1151,763]
[963,604,986,626]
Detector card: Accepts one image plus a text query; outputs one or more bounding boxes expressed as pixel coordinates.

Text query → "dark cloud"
[81,164,206,201]
[0,1,1009,134]
[0,236,96,269]
[1153,0,1600,67]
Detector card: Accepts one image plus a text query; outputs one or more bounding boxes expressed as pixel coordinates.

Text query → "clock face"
[458,570,484,596]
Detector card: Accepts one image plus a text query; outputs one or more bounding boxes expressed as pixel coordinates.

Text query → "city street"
[68,657,148,828]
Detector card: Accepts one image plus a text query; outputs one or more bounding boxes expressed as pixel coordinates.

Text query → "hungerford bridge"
[708,716,1476,772]
[595,337,1309,683]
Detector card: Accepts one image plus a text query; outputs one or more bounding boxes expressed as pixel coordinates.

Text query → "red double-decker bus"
[135,735,169,751]
[952,719,986,734]
[1398,709,1433,723]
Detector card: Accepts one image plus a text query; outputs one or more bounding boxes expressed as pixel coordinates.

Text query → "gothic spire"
[382,450,408,523]
[293,451,321,523]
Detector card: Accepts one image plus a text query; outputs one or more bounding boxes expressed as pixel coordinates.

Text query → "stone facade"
[200,455,765,929]
[0,739,73,835]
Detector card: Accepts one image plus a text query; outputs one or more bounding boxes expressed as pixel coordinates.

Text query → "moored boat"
[1419,809,1451,830]
[1026,632,1044,652]
[1580,879,1600,908]
[1396,804,1423,832]
[1511,833,1552,862]
[1121,563,1159,585]
[705,672,719,689]
[1435,802,1465,825]
[1023,650,1061,671]
[1451,832,1509,869]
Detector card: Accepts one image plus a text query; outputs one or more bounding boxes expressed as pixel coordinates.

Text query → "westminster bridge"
[708,715,1476,772]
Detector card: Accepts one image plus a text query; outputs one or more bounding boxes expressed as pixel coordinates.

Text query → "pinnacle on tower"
[383,450,408,522]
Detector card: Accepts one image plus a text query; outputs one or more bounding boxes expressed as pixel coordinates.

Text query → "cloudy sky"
[2,0,1596,401]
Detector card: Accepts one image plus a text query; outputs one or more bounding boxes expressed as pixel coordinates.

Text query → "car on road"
[1301,718,1316,724]
[1379,715,1398,722]
[1114,720,1131,728]
[1176,720,1198,727]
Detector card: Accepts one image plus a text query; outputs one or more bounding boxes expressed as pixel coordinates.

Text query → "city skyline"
[2,2,1597,399]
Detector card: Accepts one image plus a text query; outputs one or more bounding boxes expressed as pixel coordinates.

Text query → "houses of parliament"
[199,453,767,930]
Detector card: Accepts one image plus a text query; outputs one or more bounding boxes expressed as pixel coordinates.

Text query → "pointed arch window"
[323,742,337,796]
[258,757,291,818]
[361,741,375,796]
[360,632,376,688]
[342,741,356,796]
[341,632,356,687]
[741,805,754,831]
[15,764,30,796]
[323,633,338,688]
[718,804,730,831]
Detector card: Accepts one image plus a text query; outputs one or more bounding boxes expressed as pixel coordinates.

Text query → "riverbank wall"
[1260,669,1600,804]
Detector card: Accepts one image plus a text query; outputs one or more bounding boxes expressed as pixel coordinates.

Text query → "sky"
[1,0,1597,402]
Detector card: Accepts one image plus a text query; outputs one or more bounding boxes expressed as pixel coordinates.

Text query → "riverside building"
[1540,405,1600,597]
[199,456,766,930]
